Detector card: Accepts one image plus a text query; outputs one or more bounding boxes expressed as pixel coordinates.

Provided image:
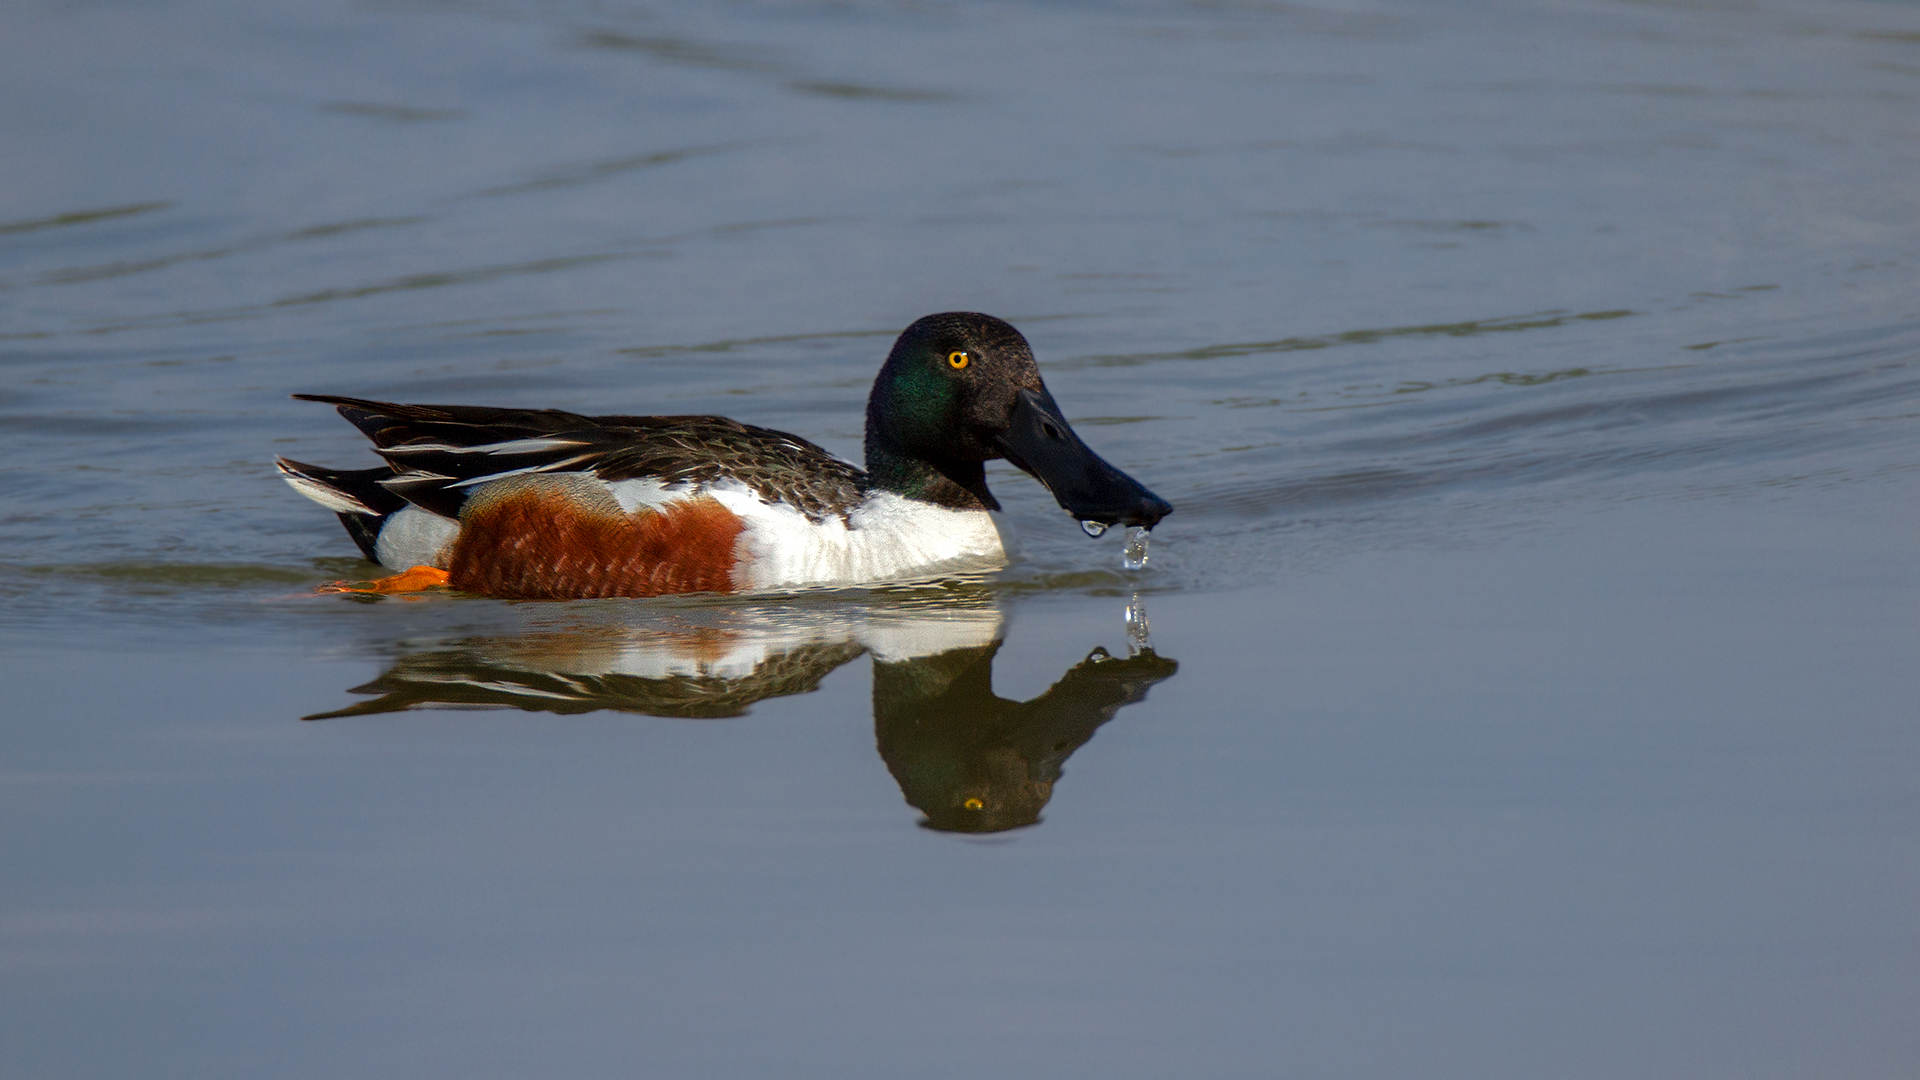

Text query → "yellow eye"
[947,350,970,370]
[963,798,984,810]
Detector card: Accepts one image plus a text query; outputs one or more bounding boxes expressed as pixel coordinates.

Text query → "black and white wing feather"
[291,395,869,521]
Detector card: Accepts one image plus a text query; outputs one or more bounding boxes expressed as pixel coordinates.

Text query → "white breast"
[698,481,1007,591]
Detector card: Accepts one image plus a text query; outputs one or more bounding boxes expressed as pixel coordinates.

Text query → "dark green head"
[863,312,1172,528]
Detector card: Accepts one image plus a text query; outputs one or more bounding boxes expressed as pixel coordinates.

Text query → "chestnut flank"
[449,489,743,599]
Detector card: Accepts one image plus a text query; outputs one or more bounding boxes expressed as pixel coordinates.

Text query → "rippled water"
[4,1,1918,1076]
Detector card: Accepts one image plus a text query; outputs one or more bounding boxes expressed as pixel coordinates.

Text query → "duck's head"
[864,313,1172,529]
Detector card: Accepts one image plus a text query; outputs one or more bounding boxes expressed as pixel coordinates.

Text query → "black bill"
[992,388,1173,529]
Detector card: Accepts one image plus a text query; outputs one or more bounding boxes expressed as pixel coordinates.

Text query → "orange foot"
[317,565,452,595]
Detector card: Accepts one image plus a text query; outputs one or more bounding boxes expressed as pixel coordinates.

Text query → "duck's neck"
[864,442,1000,512]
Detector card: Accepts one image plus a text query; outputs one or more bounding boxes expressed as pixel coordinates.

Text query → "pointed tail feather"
[276,457,409,563]
[275,457,402,514]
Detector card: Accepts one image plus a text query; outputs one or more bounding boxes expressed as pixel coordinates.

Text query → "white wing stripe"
[383,437,591,457]
[447,453,601,488]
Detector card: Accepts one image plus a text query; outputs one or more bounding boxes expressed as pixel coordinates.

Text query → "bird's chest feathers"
[704,484,1006,589]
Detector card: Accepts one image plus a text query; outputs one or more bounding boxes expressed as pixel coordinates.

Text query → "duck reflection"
[307,592,1176,833]
[872,641,1173,832]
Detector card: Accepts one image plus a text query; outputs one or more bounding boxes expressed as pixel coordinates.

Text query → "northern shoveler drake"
[277,311,1171,599]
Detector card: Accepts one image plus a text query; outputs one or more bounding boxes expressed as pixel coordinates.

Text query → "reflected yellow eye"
[963,798,984,810]
[947,350,970,370]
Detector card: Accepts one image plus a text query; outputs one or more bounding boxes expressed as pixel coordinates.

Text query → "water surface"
[3,0,1917,1076]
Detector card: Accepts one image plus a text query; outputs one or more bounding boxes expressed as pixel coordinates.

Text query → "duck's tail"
[275,457,409,563]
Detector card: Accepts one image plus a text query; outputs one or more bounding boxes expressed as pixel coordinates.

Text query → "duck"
[276,311,1171,599]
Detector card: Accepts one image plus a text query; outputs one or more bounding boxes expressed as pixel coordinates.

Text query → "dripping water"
[1122,526,1150,571]
[1124,593,1150,656]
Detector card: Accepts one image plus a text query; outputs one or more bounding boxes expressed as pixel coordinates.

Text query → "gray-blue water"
[4,1,1917,1076]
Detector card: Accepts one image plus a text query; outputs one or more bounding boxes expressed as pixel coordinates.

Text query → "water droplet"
[1080,519,1109,538]
[1122,526,1150,570]
[1124,593,1150,655]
